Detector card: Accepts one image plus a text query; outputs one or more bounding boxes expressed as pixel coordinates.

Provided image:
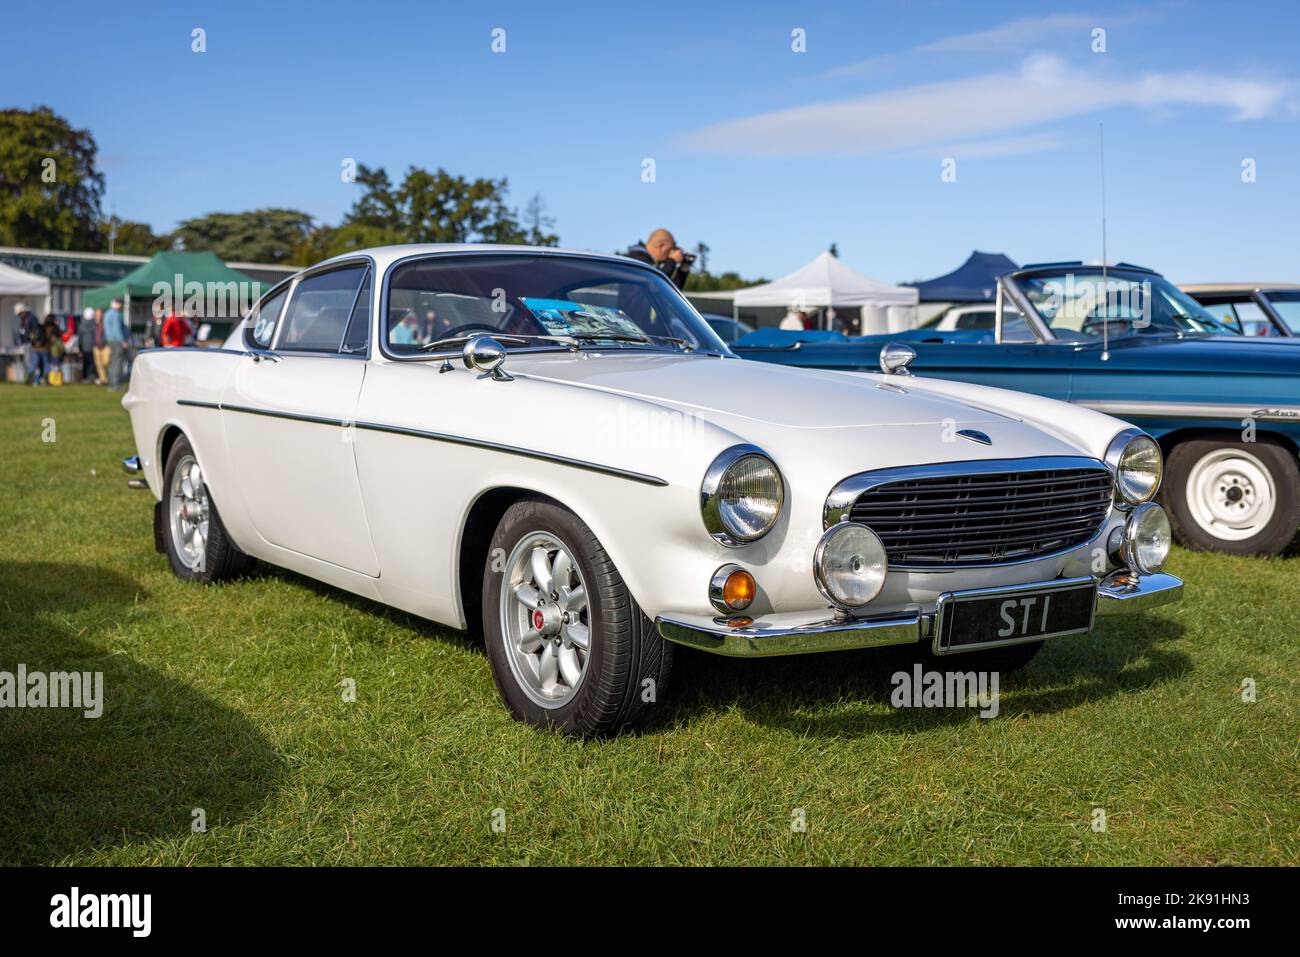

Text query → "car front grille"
[847,465,1114,568]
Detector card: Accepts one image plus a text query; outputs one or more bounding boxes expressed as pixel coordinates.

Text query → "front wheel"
[1163,438,1300,556]
[482,497,673,737]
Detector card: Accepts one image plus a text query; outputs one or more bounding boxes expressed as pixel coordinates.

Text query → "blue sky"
[6,0,1298,283]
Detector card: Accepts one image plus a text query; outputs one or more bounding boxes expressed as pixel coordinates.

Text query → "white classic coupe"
[122,245,1183,737]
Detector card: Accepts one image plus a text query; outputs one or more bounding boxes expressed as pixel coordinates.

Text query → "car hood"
[515,351,1011,429]
[1076,334,1300,376]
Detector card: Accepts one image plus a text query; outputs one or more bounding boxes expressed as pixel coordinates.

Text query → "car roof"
[1012,261,1160,278]
[309,243,650,276]
[1180,282,1300,294]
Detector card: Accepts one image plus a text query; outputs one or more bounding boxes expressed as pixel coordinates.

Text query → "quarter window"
[247,288,288,349]
[277,266,367,353]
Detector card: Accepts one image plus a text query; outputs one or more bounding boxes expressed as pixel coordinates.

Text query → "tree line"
[0,106,759,290]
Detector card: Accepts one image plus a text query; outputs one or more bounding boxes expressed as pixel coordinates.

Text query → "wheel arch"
[457,486,566,635]
[1155,426,1299,460]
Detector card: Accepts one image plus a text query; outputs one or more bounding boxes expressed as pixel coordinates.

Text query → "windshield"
[1262,292,1300,334]
[383,254,729,356]
[1012,270,1240,340]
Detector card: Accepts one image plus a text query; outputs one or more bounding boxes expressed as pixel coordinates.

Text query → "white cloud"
[820,12,1107,79]
[919,13,1100,53]
[683,55,1291,157]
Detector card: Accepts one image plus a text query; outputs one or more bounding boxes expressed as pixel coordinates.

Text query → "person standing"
[14,304,39,384]
[103,298,129,390]
[624,229,693,289]
[161,309,192,347]
[43,314,64,383]
[77,307,97,381]
[29,311,55,385]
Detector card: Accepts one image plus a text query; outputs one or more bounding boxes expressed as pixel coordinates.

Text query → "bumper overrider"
[655,569,1182,657]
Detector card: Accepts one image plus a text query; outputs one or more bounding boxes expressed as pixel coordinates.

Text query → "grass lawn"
[0,382,1296,866]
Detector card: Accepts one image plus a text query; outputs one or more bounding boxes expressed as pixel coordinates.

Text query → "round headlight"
[701,446,784,545]
[814,522,888,608]
[1115,434,1163,505]
[1123,502,1172,574]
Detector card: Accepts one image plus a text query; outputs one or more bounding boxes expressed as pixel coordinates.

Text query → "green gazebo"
[83,250,262,339]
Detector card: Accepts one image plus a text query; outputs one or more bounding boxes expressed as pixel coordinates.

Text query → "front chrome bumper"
[655,570,1183,658]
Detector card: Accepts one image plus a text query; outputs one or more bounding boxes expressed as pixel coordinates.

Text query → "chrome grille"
[847,466,1113,568]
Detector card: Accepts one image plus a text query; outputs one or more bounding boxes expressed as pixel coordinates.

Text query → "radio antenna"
[1099,122,1109,361]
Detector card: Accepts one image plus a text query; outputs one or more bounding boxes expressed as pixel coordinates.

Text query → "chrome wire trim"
[176,399,667,486]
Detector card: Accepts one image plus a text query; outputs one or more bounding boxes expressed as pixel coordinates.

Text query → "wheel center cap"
[532,601,562,636]
[1225,485,1245,503]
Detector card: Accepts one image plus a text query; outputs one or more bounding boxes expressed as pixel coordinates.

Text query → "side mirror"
[880,342,916,376]
[462,336,512,381]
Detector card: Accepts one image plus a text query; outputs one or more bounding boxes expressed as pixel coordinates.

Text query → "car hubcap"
[500,532,591,709]
[1185,449,1276,541]
[169,454,210,569]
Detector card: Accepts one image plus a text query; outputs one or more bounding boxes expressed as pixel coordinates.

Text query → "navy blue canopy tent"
[907,251,1018,302]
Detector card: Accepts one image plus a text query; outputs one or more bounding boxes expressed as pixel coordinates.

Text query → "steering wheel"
[440,323,509,339]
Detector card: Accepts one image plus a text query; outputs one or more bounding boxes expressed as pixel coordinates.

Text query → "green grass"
[0,382,1296,865]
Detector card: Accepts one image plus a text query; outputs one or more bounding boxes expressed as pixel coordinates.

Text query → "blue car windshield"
[1015,271,1240,339]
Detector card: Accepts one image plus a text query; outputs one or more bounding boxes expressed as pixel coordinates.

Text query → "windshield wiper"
[419,333,578,352]
[566,332,695,352]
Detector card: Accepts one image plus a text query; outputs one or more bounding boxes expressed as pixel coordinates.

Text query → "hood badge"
[957,429,992,446]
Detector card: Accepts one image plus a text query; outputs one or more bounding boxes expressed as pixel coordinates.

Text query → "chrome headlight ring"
[1105,428,1163,507]
[700,444,785,546]
[813,522,888,609]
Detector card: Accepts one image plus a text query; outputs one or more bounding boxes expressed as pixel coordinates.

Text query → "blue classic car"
[735,262,1300,556]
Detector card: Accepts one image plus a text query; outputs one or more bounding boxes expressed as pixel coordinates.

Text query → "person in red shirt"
[161,311,192,348]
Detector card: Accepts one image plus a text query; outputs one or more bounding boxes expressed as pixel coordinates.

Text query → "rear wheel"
[482,497,673,737]
[162,435,253,581]
[1163,438,1300,556]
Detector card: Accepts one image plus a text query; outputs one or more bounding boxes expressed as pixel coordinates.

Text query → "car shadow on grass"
[0,561,284,865]
[660,616,1190,739]
[266,567,487,656]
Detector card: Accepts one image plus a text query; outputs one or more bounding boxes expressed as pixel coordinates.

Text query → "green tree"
[290,222,403,265]
[693,241,710,274]
[0,106,104,250]
[100,217,173,256]
[522,193,559,246]
[174,208,314,263]
[343,164,553,245]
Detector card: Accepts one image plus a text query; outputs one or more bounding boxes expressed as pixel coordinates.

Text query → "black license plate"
[935,579,1096,653]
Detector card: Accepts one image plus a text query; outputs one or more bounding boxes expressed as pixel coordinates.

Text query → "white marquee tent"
[0,261,51,350]
[732,251,919,333]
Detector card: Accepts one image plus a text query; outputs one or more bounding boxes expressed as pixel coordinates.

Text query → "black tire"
[1162,438,1300,556]
[161,435,254,582]
[482,496,674,738]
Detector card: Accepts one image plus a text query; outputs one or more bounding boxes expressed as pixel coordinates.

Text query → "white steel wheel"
[169,453,210,570]
[1184,448,1277,542]
[498,531,591,709]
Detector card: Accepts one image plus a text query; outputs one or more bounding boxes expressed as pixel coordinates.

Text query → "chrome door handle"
[247,350,282,364]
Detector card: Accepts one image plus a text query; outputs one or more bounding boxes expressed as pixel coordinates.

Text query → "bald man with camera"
[624,229,694,289]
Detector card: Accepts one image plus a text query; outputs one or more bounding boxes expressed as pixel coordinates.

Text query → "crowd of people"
[11,229,697,387]
[12,297,196,389]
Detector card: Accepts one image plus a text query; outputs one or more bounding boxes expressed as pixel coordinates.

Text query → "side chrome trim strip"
[1078,400,1300,421]
[352,419,669,486]
[176,399,668,486]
